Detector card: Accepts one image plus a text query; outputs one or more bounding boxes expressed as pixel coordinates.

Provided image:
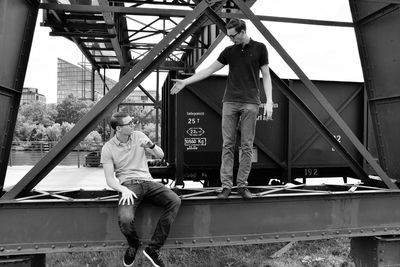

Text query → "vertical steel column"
[232,0,396,189]
[350,0,400,180]
[0,0,39,191]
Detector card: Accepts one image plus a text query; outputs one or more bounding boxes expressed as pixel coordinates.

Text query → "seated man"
[101,111,181,267]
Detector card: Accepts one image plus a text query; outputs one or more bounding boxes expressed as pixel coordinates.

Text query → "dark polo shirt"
[217,39,268,104]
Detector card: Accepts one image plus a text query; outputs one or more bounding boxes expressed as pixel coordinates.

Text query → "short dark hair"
[226,18,246,33]
[110,111,130,130]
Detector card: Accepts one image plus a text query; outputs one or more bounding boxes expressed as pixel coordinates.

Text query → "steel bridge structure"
[1,0,400,266]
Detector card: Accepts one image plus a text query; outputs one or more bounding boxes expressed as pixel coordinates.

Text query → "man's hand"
[119,186,137,205]
[264,102,273,120]
[139,138,154,148]
[170,79,186,95]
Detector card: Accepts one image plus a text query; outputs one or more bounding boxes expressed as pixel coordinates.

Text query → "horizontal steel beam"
[39,3,353,27]
[1,188,400,255]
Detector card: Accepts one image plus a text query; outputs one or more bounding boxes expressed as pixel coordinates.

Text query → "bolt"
[275,235,279,239]
[209,239,213,243]
[227,238,231,242]
[192,240,196,244]
[243,237,247,241]
[306,233,310,237]
[84,244,88,248]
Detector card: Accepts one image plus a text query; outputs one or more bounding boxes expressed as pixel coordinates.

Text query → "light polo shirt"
[100,131,153,184]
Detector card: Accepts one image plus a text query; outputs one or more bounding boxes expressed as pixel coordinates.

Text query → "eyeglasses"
[227,31,240,39]
[118,120,136,127]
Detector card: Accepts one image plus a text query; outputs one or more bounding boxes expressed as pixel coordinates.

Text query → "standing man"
[171,18,273,199]
[101,111,181,267]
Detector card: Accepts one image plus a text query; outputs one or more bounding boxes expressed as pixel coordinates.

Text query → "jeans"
[118,180,181,250]
[220,102,259,189]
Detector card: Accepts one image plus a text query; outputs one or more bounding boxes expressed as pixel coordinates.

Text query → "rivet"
[384,228,388,232]
[348,230,352,234]
[291,234,295,238]
[192,240,196,244]
[259,236,263,240]
[243,237,247,241]
[35,246,39,249]
[175,241,179,244]
[373,229,376,232]
[84,244,88,248]
[275,235,279,239]
[360,229,364,233]
[306,233,310,237]
[336,231,340,235]
[68,244,72,248]
[321,232,325,236]
[0,247,4,252]
[103,243,106,247]
[209,239,213,243]
[121,243,125,247]
[396,228,399,231]
[51,245,55,249]
[17,247,22,251]
[227,238,231,242]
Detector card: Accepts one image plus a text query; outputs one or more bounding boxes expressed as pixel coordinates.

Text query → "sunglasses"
[228,31,240,39]
[118,120,136,127]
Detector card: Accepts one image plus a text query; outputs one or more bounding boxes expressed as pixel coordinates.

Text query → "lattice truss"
[41,0,248,72]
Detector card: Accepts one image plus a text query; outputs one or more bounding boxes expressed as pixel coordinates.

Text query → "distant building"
[57,58,156,105]
[57,58,116,104]
[21,87,46,105]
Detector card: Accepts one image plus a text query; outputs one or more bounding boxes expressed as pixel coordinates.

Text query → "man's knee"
[118,208,135,225]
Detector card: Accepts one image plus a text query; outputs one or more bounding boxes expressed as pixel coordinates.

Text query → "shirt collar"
[111,134,132,147]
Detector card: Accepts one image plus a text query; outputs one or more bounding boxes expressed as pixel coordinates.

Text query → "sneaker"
[217,188,231,199]
[143,247,165,267]
[123,246,137,267]
[238,187,252,199]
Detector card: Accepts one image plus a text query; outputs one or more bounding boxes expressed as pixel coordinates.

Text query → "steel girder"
[350,0,400,180]
[1,186,400,255]
[0,0,39,191]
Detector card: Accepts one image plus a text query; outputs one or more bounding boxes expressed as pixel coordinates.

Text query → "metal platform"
[1,183,400,256]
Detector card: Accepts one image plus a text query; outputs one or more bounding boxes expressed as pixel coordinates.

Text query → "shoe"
[123,246,137,267]
[238,187,252,199]
[217,188,231,199]
[143,247,165,267]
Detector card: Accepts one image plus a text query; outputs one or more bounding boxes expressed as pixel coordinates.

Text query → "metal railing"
[8,141,103,168]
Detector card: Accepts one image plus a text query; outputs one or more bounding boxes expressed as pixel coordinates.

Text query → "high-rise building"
[57,58,117,104]
[21,87,46,105]
[57,58,157,105]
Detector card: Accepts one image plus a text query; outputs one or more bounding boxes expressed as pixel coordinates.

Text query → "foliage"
[14,95,160,146]
[18,101,56,127]
[55,94,95,124]
[46,239,355,267]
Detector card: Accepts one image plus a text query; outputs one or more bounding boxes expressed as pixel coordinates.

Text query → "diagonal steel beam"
[1,1,213,200]
[232,0,397,189]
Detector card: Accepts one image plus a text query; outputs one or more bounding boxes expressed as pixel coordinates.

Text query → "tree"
[56,94,94,124]
[18,102,56,127]
[46,123,62,142]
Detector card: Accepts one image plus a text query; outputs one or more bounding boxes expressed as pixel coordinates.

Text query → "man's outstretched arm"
[170,60,224,95]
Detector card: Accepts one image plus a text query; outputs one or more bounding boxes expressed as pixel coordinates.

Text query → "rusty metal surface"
[1,185,400,255]
[350,0,400,179]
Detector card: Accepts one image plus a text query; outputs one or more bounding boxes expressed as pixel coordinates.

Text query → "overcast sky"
[23,0,363,104]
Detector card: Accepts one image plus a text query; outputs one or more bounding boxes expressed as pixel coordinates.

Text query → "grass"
[46,238,355,267]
